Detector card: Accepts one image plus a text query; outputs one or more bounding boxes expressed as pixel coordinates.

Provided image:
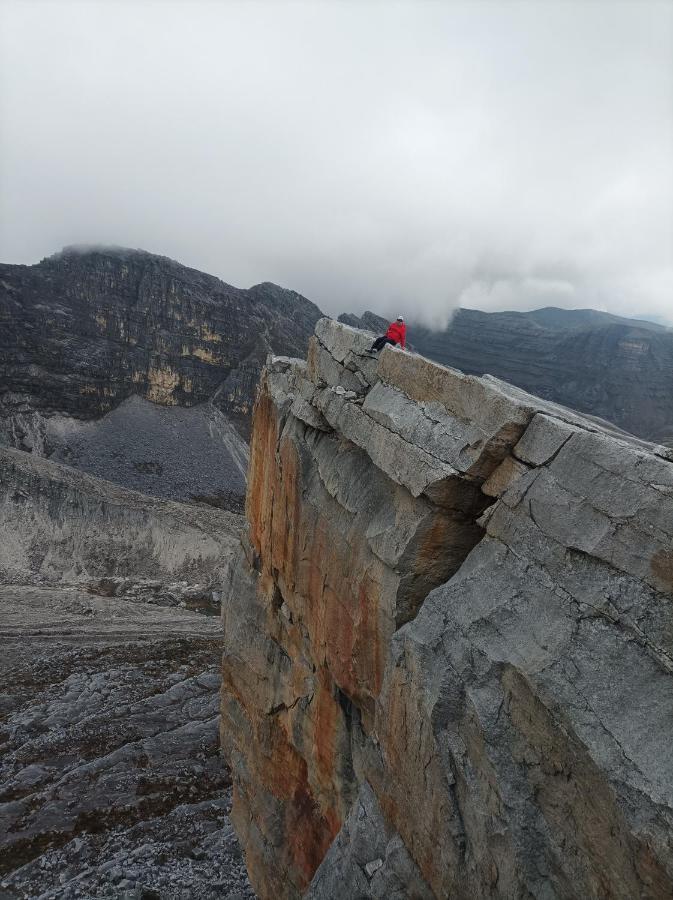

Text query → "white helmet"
[397,315,404,322]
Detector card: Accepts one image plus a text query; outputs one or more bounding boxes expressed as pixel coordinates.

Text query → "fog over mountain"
[1,0,671,328]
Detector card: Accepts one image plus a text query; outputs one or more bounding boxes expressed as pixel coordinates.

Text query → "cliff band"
[0,246,322,443]
[221,318,673,899]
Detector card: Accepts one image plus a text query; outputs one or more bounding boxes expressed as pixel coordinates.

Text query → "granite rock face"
[221,318,673,899]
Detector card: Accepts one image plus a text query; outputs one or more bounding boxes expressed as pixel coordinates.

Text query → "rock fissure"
[513,426,575,468]
[318,389,461,485]
[487,530,673,678]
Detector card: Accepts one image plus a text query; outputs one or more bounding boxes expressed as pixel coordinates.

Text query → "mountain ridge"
[3,245,672,461]
[340,305,673,442]
[0,246,323,444]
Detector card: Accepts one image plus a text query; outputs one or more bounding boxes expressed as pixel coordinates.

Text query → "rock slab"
[221,318,673,899]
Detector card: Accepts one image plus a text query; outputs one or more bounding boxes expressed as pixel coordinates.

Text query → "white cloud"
[0,0,671,327]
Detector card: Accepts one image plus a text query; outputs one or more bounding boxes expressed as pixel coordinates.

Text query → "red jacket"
[385,320,406,348]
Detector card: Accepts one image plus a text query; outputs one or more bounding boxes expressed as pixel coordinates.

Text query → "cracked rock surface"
[0,585,255,900]
[222,317,673,899]
[0,442,254,898]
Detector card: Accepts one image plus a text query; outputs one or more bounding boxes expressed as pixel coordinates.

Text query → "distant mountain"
[522,306,665,332]
[0,246,323,444]
[3,245,671,476]
[339,306,673,443]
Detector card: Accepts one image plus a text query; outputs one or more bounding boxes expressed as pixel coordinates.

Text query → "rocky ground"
[0,585,255,900]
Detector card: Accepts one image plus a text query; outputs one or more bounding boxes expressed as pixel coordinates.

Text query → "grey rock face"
[340,306,673,443]
[307,782,434,900]
[222,317,673,899]
[0,245,322,436]
[0,245,322,506]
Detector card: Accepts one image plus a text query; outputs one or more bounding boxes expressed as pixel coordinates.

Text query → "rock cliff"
[0,245,322,442]
[221,318,673,899]
[340,308,673,444]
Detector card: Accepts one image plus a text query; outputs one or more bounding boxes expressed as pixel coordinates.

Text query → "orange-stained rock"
[222,321,673,900]
[221,356,488,897]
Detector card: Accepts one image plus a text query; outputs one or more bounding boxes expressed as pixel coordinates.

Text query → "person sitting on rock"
[369,316,406,353]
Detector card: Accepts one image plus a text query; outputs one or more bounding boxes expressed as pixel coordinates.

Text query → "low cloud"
[1,0,671,328]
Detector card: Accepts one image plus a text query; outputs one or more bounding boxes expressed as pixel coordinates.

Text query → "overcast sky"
[1,0,671,327]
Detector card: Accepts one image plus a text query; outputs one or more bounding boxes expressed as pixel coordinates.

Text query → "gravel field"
[9,396,249,512]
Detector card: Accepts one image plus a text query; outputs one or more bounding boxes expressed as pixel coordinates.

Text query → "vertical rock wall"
[221,319,673,899]
[0,247,322,440]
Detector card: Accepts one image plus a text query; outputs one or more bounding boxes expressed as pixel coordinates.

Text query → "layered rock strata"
[0,245,322,441]
[221,318,673,899]
[340,307,673,444]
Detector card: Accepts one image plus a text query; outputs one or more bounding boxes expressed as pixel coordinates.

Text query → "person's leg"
[370,336,398,352]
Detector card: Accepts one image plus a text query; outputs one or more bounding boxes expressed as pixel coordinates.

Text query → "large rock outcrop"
[340,307,673,444]
[221,318,673,899]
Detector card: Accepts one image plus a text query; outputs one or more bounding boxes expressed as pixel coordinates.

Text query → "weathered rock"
[0,246,321,514]
[340,305,673,444]
[307,782,434,900]
[307,338,369,396]
[0,446,242,587]
[0,246,322,441]
[0,416,256,895]
[221,317,673,899]
[0,395,250,509]
[0,584,255,900]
